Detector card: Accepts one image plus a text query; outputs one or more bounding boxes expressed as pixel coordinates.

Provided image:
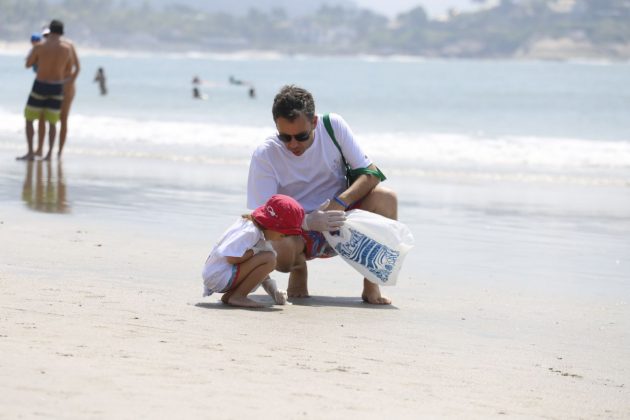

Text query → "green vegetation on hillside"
[1,0,629,58]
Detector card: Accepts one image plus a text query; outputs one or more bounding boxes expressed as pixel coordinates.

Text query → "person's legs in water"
[41,98,62,161]
[22,80,63,161]
[58,82,75,158]
[17,119,36,160]
[42,119,57,161]
[19,82,42,160]
[19,86,45,160]
[34,115,46,157]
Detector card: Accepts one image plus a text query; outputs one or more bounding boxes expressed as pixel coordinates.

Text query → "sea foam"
[1,110,628,180]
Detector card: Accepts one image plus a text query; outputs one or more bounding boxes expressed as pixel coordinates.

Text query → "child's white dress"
[202,218,269,296]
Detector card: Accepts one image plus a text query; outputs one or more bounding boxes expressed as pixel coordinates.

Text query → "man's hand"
[302,200,346,232]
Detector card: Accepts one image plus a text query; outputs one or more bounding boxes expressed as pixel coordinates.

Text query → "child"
[202,194,305,308]
[29,32,42,73]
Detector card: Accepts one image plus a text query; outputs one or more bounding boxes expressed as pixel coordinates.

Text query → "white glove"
[262,277,290,305]
[302,200,346,232]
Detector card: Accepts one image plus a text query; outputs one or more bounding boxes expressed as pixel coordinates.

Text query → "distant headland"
[2,0,629,60]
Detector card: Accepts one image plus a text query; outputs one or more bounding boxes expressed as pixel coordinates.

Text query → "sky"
[353,0,480,17]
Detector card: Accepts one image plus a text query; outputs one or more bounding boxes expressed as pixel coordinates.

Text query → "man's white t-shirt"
[247,113,371,212]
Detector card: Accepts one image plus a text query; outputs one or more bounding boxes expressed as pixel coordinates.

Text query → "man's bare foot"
[287,281,309,298]
[221,294,266,308]
[361,280,392,305]
[42,153,52,161]
[287,268,309,298]
[34,149,43,157]
[16,153,34,161]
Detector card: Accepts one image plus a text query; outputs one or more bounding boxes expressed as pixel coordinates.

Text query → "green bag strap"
[350,166,386,180]
[322,113,386,181]
[323,113,346,165]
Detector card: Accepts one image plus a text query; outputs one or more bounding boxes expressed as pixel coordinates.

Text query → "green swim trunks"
[24,80,64,124]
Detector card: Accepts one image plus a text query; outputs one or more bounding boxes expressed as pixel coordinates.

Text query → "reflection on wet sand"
[22,160,70,214]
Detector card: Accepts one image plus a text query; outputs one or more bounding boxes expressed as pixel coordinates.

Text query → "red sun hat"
[252,194,305,235]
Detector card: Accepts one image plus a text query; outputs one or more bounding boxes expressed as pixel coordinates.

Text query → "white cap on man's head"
[41,27,51,36]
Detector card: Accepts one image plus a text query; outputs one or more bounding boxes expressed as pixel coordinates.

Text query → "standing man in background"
[35,24,81,158]
[27,30,48,158]
[20,20,75,161]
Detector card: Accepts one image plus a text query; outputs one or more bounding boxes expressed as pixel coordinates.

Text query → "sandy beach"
[1,154,629,419]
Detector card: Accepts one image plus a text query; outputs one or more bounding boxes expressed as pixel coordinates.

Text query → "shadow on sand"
[195,296,398,310]
[194,299,283,312]
[287,295,399,310]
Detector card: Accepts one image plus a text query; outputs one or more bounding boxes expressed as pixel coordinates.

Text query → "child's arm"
[25,47,38,69]
[225,249,254,265]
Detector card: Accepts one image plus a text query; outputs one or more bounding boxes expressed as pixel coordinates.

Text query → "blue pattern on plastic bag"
[333,228,400,283]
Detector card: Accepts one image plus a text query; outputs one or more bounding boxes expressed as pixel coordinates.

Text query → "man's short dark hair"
[272,85,315,122]
[49,19,64,35]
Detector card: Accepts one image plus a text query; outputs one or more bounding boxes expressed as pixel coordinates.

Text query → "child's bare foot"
[361,280,392,305]
[221,291,233,304]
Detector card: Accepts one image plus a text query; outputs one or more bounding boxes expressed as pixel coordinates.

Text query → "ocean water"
[1,52,629,175]
[1,51,629,295]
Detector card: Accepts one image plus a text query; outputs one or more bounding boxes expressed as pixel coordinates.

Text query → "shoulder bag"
[322,113,386,188]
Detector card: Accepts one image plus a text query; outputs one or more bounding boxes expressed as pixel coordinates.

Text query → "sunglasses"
[277,130,312,143]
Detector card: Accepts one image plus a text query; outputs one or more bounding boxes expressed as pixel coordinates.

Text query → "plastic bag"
[323,209,414,286]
